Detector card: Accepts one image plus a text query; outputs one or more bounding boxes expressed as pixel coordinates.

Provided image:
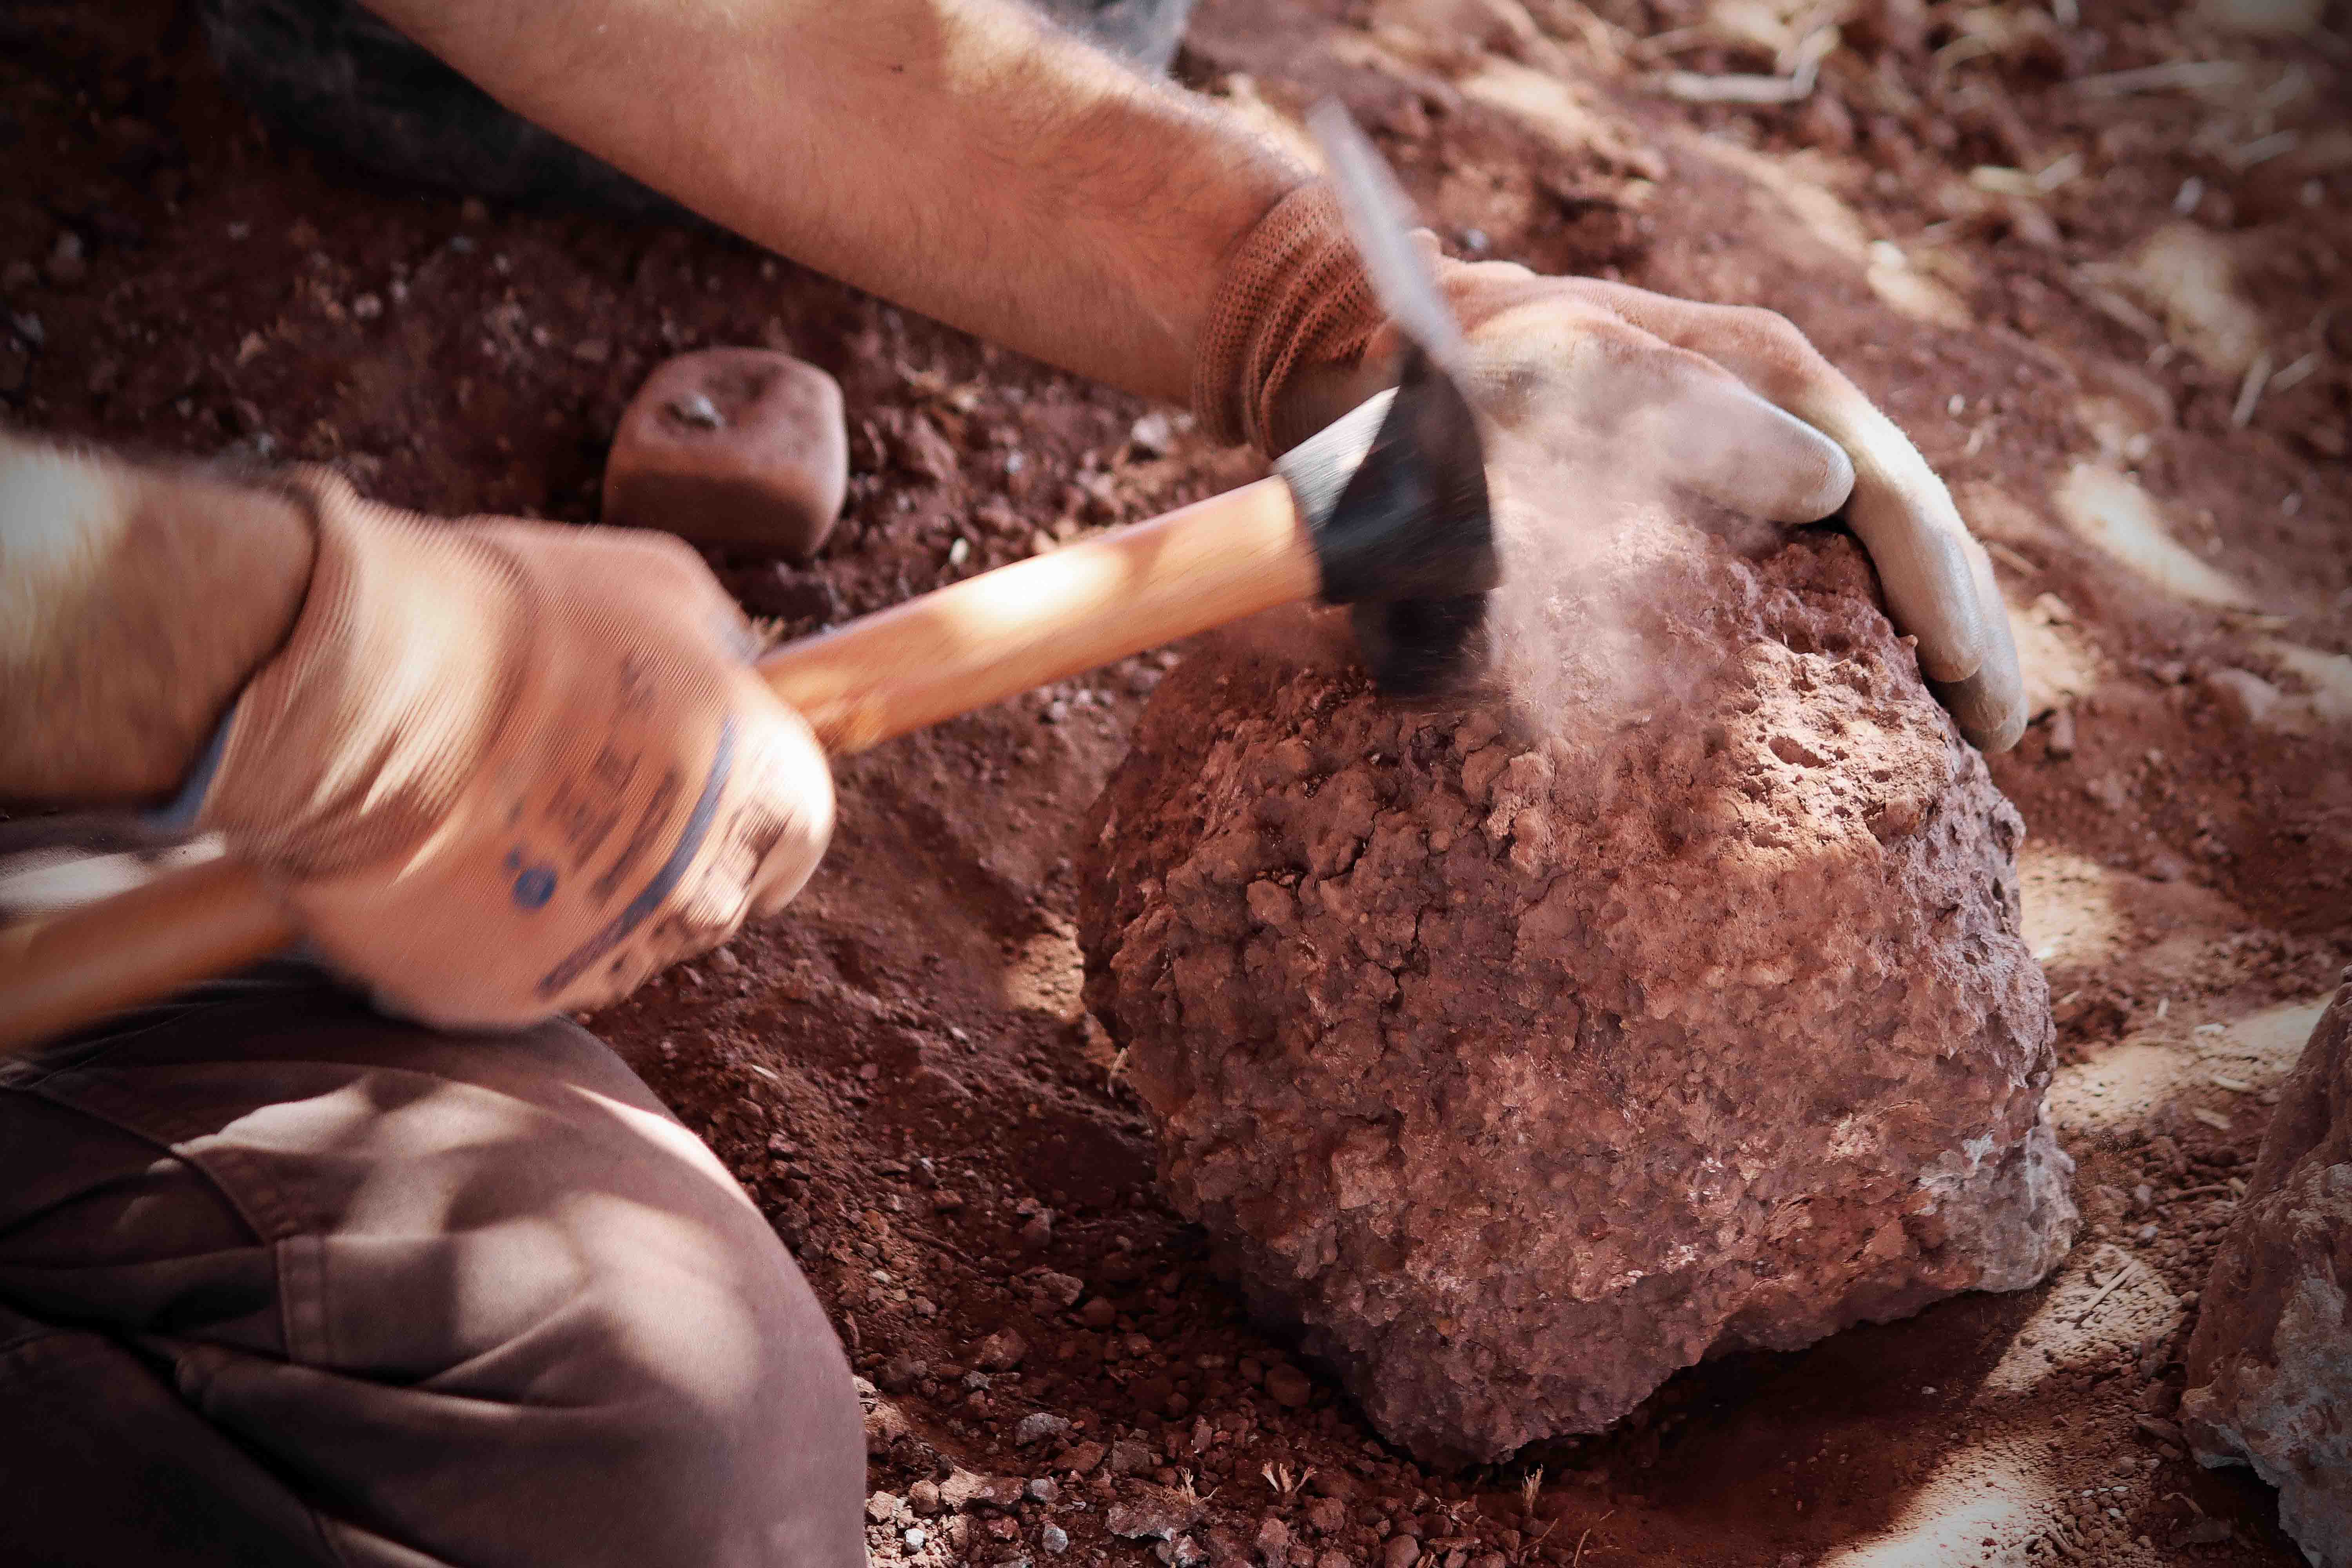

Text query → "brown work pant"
[0,964,863,1566]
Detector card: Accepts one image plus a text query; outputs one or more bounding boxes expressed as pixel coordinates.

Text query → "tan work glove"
[1194,185,2025,752]
[195,471,833,1029]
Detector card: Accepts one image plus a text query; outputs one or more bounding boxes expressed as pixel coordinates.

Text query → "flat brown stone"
[603,347,846,559]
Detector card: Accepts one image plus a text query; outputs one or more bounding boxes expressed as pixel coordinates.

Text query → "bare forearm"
[367,0,1308,403]
[0,435,314,805]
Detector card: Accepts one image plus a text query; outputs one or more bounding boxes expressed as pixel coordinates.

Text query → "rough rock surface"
[2183,975,2352,1568]
[1079,517,2076,1462]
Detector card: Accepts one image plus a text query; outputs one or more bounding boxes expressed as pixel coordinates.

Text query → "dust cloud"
[1477,410,1788,748]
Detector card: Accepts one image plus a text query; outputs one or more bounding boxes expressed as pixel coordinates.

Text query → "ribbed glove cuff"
[1190,182,1387,455]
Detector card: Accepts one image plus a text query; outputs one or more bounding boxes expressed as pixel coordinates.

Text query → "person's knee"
[5,988,869,1566]
[373,1089,869,1563]
[565,1216,867,1562]
[177,1183,869,1566]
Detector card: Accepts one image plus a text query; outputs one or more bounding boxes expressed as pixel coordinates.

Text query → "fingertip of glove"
[1931,667,2028,754]
[1804,441,1858,523]
[1973,707,2029,755]
[1913,611,1989,685]
[1930,528,2022,744]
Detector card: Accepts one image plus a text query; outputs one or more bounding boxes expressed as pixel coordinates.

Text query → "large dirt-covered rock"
[1079,514,2075,1462]
[2183,976,2352,1568]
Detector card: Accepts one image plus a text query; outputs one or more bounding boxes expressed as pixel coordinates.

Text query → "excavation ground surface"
[4,0,2348,1563]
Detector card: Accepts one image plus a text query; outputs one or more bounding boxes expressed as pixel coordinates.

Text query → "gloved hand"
[195,470,833,1029]
[1195,185,2025,752]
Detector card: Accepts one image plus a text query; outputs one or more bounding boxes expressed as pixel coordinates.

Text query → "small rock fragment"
[1034,1270,1086,1309]
[908,1479,942,1517]
[867,1492,905,1524]
[2174,1517,2234,1547]
[45,231,86,286]
[1060,1441,1107,1475]
[1107,1439,1155,1477]
[1026,1477,1060,1504]
[1080,1296,1118,1329]
[975,1328,1028,1371]
[1262,1364,1313,1410]
[1129,408,1178,456]
[1015,1412,1073,1446]
[863,1400,909,1455]
[1106,1485,1207,1541]
[603,347,848,559]
[893,409,961,484]
[2045,707,2076,759]
[940,1469,1027,1510]
[1383,1537,1422,1568]
[904,1526,929,1551]
[1041,1523,1070,1555]
[878,1352,927,1393]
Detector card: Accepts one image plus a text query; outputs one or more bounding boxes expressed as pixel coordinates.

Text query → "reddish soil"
[3,0,2347,1564]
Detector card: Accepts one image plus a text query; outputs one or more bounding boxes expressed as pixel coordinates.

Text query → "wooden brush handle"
[0,476,1316,1054]
[0,855,296,1053]
[762,474,1313,753]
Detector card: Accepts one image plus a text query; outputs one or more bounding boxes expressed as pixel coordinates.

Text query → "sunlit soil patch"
[2055,465,2255,610]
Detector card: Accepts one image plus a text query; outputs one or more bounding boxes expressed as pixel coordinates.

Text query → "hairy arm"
[368,0,1310,406]
[5,1,1294,809]
[0,434,314,805]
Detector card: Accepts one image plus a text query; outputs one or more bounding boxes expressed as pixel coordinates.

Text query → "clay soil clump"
[1082,517,2078,1461]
